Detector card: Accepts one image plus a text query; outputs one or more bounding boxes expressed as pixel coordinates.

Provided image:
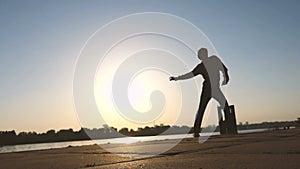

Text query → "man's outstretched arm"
[169,72,195,81]
[170,64,202,81]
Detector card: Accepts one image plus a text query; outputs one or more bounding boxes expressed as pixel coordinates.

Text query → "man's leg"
[213,89,229,135]
[213,89,237,134]
[213,88,229,110]
[193,86,211,137]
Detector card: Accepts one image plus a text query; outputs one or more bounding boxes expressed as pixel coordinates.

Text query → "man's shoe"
[193,133,200,138]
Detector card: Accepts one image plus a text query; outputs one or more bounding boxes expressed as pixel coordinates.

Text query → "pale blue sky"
[0,0,299,133]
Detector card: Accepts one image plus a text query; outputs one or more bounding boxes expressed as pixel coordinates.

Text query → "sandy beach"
[0,128,299,169]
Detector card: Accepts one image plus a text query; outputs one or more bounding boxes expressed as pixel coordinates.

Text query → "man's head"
[197,48,208,60]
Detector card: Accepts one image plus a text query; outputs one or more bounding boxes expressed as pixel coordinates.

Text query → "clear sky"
[0,0,299,133]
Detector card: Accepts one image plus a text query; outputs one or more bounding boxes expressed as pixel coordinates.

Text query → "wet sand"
[0,128,299,169]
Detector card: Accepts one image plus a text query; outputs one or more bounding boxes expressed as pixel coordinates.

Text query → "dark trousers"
[193,83,229,133]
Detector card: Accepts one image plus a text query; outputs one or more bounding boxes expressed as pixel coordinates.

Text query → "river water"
[0,128,270,153]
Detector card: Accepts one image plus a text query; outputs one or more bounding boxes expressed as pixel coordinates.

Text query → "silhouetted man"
[170,48,230,137]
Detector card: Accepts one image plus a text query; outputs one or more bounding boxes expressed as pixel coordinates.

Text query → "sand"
[0,128,299,169]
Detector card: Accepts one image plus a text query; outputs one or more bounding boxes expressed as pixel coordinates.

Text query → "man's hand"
[221,77,229,86]
[169,76,176,81]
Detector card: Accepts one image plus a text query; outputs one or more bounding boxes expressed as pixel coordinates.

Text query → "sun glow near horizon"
[94,50,184,129]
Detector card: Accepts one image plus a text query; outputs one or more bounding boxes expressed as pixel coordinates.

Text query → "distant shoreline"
[0,120,297,147]
[0,127,290,154]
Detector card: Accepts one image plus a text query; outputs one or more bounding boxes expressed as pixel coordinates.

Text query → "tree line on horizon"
[0,119,299,146]
[0,124,192,146]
